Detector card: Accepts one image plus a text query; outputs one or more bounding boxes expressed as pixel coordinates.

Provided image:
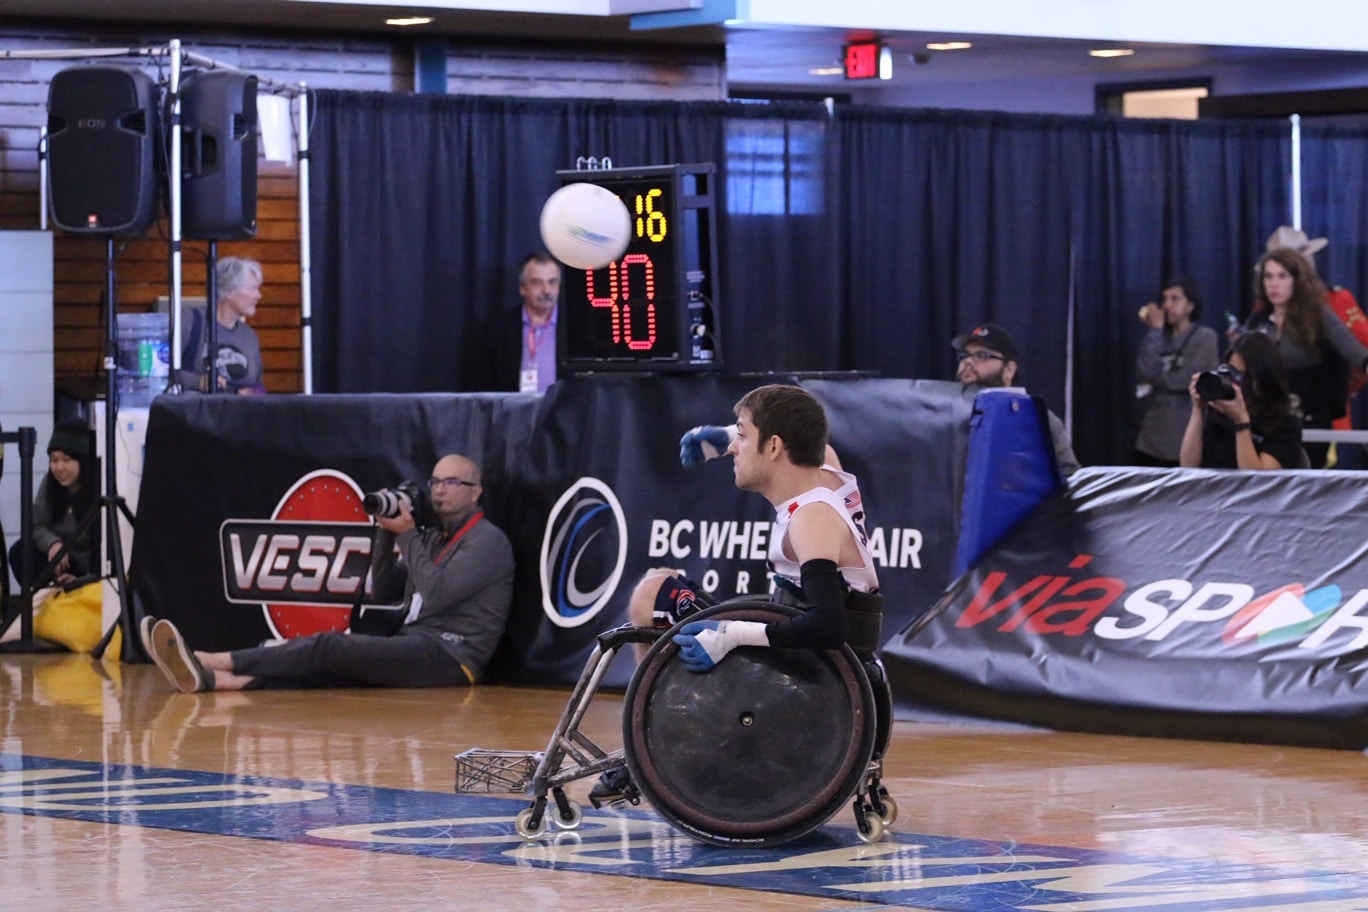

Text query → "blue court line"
[3,752,1367,911]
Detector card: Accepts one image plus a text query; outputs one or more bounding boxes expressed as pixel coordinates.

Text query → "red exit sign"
[844,40,884,80]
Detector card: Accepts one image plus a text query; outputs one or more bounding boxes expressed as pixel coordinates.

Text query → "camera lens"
[1195,368,1235,401]
[362,489,409,518]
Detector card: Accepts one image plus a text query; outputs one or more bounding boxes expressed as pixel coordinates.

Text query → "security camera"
[912,53,931,65]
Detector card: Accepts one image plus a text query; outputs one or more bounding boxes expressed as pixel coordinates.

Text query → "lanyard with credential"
[528,323,550,359]
[434,511,483,564]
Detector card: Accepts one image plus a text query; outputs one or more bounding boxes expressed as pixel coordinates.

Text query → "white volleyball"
[539,182,632,271]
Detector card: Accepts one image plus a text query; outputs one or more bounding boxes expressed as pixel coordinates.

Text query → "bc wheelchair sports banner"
[130,376,973,686]
[885,466,1368,748]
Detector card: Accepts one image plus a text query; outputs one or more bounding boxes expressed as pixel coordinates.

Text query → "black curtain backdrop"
[308,90,1368,464]
[308,91,839,394]
[833,108,1291,465]
[1301,123,1368,299]
[1065,116,1290,464]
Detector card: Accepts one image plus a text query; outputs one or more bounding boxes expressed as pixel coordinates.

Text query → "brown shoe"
[149,619,212,693]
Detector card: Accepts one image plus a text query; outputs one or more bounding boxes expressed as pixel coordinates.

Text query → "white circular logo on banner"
[540,477,628,628]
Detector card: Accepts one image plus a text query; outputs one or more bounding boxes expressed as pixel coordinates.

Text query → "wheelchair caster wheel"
[515,806,549,839]
[874,793,898,826]
[552,799,584,830]
[856,813,885,844]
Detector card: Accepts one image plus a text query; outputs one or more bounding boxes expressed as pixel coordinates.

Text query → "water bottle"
[115,311,170,407]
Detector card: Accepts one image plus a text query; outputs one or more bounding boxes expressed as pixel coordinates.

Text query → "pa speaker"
[181,71,258,239]
[46,65,161,236]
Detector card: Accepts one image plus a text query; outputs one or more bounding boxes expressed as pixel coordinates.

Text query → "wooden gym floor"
[4,650,1368,911]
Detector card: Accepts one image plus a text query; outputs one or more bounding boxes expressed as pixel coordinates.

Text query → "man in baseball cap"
[952,323,1019,388]
[952,323,1080,476]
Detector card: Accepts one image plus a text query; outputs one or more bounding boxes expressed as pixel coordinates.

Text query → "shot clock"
[554,163,721,376]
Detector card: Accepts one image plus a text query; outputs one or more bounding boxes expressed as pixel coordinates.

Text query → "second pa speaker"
[181,71,258,239]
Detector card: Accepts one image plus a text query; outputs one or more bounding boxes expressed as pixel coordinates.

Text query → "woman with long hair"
[1244,247,1368,466]
[1180,331,1303,469]
[7,420,97,588]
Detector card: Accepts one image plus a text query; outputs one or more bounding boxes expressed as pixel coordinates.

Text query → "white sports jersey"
[768,466,879,593]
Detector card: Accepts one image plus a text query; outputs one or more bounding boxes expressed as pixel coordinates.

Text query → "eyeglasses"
[428,476,478,489]
[955,349,1004,363]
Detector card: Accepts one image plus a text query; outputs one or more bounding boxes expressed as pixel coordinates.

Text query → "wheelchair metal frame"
[455,600,897,845]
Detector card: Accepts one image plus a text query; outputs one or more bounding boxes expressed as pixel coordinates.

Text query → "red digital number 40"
[584,253,657,351]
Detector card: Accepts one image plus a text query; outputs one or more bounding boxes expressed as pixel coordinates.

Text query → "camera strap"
[434,511,484,564]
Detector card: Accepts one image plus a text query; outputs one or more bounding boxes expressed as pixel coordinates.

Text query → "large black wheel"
[622,597,876,847]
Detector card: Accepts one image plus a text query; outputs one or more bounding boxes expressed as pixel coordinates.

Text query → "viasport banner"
[884,466,1368,748]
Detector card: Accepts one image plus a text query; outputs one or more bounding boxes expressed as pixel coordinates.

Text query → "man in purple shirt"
[519,253,561,393]
[467,251,562,393]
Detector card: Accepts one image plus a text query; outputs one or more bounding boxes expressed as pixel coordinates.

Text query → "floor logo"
[540,477,628,628]
[219,469,376,639]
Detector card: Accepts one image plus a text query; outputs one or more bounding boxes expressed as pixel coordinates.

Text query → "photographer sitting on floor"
[143,453,516,692]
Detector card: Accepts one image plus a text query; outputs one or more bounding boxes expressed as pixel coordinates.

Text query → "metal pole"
[89,240,135,662]
[1290,113,1302,230]
[168,39,185,381]
[37,125,47,231]
[298,83,313,394]
[17,427,35,646]
[206,239,219,392]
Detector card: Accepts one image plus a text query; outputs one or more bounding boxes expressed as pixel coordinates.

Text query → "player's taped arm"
[764,558,849,650]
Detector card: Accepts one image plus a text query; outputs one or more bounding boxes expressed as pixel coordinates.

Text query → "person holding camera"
[1180,331,1303,470]
[142,453,516,692]
[1133,279,1220,467]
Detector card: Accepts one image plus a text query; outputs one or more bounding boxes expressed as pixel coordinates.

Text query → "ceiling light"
[386,16,433,26]
[809,67,844,76]
[1090,48,1135,58]
[926,41,972,51]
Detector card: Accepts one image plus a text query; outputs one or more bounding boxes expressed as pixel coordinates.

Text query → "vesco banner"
[132,392,543,651]
[885,466,1368,748]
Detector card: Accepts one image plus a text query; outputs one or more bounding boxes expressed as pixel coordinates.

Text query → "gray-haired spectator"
[176,256,267,395]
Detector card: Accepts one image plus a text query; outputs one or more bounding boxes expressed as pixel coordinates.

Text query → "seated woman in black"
[7,421,97,588]
[1179,331,1303,470]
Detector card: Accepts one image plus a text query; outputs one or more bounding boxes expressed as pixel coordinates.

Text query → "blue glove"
[673,619,769,672]
[679,425,738,467]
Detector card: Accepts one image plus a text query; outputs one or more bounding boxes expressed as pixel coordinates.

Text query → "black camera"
[362,479,435,527]
[1195,363,1245,401]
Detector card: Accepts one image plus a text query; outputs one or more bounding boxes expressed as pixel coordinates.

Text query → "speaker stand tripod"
[89,236,140,662]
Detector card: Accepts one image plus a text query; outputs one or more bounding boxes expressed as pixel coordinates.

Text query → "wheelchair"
[455,595,897,847]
